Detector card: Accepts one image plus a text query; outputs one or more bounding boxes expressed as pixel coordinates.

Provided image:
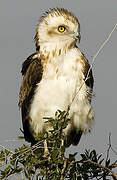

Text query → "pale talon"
[43,150,50,158]
[43,140,50,159]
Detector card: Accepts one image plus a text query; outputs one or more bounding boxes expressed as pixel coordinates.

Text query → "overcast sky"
[0,0,117,164]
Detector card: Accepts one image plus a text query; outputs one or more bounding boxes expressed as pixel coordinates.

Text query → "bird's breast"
[29,48,93,136]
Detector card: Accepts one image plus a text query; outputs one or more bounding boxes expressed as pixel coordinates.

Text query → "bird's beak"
[73,31,81,43]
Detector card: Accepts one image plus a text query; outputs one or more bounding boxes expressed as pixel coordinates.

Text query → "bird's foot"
[43,140,50,160]
[43,149,50,160]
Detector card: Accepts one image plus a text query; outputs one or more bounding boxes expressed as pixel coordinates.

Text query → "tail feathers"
[65,130,82,147]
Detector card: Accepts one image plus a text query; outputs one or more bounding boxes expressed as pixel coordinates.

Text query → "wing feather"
[80,54,94,89]
[19,53,43,142]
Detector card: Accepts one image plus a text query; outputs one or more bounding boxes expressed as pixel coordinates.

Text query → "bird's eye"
[58,26,66,33]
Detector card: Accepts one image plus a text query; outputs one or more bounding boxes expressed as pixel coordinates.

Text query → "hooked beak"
[73,31,81,43]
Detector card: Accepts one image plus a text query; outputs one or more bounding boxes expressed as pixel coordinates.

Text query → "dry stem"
[70,23,117,107]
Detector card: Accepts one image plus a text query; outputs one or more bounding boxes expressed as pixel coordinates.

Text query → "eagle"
[19,8,94,156]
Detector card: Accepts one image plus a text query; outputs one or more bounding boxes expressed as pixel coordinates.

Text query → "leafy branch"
[0,110,117,179]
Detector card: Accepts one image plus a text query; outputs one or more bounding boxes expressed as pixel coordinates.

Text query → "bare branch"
[107,133,117,157]
[69,23,117,107]
[86,23,117,79]
[61,158,67,179]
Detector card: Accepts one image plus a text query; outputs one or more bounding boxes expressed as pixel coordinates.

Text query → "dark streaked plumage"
[19,53,43,143]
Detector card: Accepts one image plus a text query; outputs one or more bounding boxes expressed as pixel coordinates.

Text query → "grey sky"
[0,0,117,161]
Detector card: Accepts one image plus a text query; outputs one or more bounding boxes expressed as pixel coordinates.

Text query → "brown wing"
[19,53,43,143]
[80,54,94,90]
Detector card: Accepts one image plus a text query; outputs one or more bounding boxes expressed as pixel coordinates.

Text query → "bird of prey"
[19,8,94,155]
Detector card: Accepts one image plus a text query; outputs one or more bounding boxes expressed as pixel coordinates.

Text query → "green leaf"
[77,176,82,180]
[106,159,110,166]
[18,136,24,140]
[61,146,65,154]
[3,165,12,176]
[10,159,15,166]
[51,149,59,161]
[81,152,88,159]
[58,159,64,165]
[4,149,11,156]
[43,132,48,139]
[99,158,104,164]
[14,167,23,173]
[97,154,102,160]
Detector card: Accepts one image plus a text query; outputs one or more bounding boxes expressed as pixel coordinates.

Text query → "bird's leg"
[59,139,65,157]
[43,140,50,158]
[61,139,64,146]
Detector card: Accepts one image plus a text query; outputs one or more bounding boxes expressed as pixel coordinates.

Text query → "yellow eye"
[58,26,66,33]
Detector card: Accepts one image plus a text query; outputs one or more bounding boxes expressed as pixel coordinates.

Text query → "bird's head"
[35,8,80,51]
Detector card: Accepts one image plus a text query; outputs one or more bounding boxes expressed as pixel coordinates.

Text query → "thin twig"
[61,158,67,175]
[86,23,117,80]
[111,147,117,156]
[70,23,117,107]
[109,164,117,169]
[105,133,111,166]
[108,134,117,156]
[106,133,117,157]
[0,144,13,154]
[0,138,21,144]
